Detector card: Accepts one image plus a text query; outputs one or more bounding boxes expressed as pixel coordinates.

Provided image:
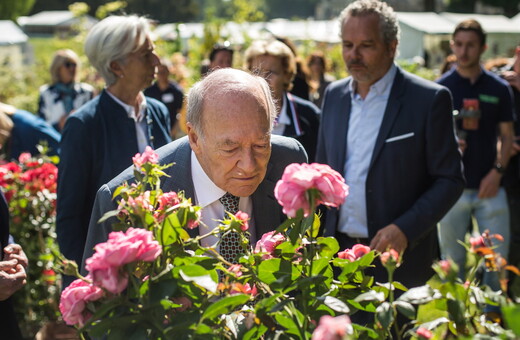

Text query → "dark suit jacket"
[316,67,465,287]
[57,90,172,278]
[0,192,23,339]
[81,135,308,269]
[282,93,320,162]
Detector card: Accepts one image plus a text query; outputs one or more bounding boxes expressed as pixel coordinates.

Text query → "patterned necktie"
[219,192,242,263]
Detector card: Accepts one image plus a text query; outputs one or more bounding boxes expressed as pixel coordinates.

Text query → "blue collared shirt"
[338,64,397,238]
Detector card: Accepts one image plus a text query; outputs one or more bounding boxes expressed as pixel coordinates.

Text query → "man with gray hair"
[316,0,464,287]
[82,68,308,265]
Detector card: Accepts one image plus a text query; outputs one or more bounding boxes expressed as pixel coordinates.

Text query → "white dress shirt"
[191,151,255,249]
[106,90,150,153]
[272,95,290,135]
[338,64,397,238]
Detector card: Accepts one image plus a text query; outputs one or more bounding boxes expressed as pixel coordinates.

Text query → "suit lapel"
[369,68,404,169]
[333,81,352,171]
[251,161,279,240]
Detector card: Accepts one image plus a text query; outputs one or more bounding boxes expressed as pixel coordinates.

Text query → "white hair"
[186,68,277,137]
[84,15,151,86]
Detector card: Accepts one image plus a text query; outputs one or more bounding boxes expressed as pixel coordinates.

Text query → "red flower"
[416,327,433,339]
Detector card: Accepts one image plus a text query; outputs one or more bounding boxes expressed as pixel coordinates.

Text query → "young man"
[437,19,515,289]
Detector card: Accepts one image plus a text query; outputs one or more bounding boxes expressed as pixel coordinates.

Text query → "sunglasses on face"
[64,61,77,69]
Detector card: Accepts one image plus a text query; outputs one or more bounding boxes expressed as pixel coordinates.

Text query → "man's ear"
[186,122,201,153]
[449,39,455,53]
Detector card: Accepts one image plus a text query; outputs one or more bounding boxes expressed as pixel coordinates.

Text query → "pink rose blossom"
[274,163,349,218]
[254,231,286,259]
[470,235,485,250]
[338,244,371,261]
[235,211,250,231]
[439,260,452,275]
[228,264,243,277]
[85,228,161,293]
[18,152,31,164]
[380,249,400,266]
[59,278,104,326]
[91,266,129,294]
[157,191,180,211]
[132,146,159,168]
[312,315,352,340]
[416,327,433,339]
[230,282,258,296]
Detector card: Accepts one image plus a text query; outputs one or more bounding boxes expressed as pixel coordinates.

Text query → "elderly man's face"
[188,90,272,197]
[341,14,397,88]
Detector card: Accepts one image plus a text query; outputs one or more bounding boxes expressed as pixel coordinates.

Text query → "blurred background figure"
[307,51,335,108]
[0,102,60,160]
[439,54,457,76]
[486,46,520,295]
[275,36,311,101]
[37,49,94,132]
[245,40,320,161]
[145,58,184,138]
[56,15,172,287]
[209,41,234,71]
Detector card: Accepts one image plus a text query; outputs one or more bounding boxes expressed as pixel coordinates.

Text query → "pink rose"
[18,152,31,164]
[235,211,249,231]
[274,163,349,218]
[416,327,433,339]
[380,249,400,266]
[470,235,485,249]
[230,283,258,296]
[125,228,162,262]
[228,264,243,277]
[157,191,180,212]
[312,315,352,340]
[90,266,129,294]
[439,260,452,275]
[132,146,159,168]
[254,231,286,259]
[338,244,370,261]
[59,278,104,326]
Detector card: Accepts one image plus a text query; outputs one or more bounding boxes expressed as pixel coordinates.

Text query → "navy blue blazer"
[81,135,308,268]
[282,93,320,162]
[316,67,464,287]
[57,90,171,275]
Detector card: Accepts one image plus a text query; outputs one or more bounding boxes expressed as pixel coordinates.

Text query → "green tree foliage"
[0,0,36,21]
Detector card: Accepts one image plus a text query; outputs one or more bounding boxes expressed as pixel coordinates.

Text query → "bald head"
[186,68,277,137]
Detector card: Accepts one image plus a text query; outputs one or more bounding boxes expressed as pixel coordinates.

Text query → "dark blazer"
[57,90,171,279]
[0,192,23,339]
[81,135,308,268]
[282,93,320,162]
[316,67,465,287]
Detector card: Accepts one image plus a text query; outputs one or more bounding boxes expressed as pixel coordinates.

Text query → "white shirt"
[191,151,255,249]
[106,90,150,153]
[338,64,397,238]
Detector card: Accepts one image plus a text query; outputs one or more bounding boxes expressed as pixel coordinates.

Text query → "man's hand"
[4,244,28,269]
[502,70,520,92]
[0,259,27,301]
[369,223,408,254]
[478,169,502,199]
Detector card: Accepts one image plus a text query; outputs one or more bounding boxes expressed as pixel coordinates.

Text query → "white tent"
[0,21,30,69]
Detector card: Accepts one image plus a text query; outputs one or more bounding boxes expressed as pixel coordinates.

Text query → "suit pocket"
[385,132,414,143]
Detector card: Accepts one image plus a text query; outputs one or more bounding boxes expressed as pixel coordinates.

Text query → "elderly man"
[316,0,464,287]
[82,68,308,266]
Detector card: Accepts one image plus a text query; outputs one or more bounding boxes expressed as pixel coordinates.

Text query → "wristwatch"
[493,163,505,174]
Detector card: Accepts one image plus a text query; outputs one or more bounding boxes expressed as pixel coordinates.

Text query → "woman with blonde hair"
[37,49,94,132]
[244,40,320,161]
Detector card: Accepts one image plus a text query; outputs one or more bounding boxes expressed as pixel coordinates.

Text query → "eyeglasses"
[64,61,77,69]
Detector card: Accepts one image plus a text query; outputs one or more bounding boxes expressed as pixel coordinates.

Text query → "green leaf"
[306,213,321,238]
[98,209,120,223]
[417,317,450,330]
[375,302,394,330]
[393,300,415,319]
[351,323,379,339]
[320,296,350,313]
[179,267,217,293]
[243,323,268,340]
[201,294,250,321]
[149,279,178,303]
[257,258,298,288]
[397,285,439,304]
[503,305,520,336]
[317,237,340,258]
[274,313,299,335]
[354,290,385,303]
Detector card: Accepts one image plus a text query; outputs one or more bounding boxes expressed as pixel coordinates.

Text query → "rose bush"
[0,147,61,337]
[57,154,520,340]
